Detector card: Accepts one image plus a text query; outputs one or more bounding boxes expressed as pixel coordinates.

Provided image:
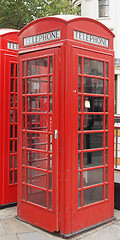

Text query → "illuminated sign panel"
[74,30,109,47]
[24,30,61,46]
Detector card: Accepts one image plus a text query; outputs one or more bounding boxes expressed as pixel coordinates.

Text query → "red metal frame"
[0,29,18,205]
[18,16,114,236]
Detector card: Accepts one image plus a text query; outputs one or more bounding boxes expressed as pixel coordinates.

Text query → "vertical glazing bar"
[116,129,118,168]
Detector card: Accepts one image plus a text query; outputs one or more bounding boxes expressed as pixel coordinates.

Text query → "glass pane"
[15,95,17,107]
[78,153,81,169]
[15,140,17,152]
[49,135,52,151]
[105,184,108,199]
[27,96,47,112]
[10,110,13,123]
[78,115,81,131]
[49,115,52,131]
[49,56,53,74]
[49,173,52,190]
[15,110,17,123]
[105,150,108,164]
[83,132,103,149]
[105,167,108,182]
[15,170,17,183]
[27,133,47,151]
[15,155,17,168]
[22,79,25,94]
[27,77,47,94]
[11,63,14,77]
[83,151,103,168]
[49,154,52,170]
[78,191,81,208]
[49,76,53,93]
[27,114,47,132]
[10,171,13,184]
[78,76,81,93]
[27,169,47,189]
[22,97,25,112]
[10,141,13,153]
[78,134,81,150]
[22,150,25,165]
[78,96,81,112]
[83,185,103,206]
[106,80,108,95]
[106,62,108,77]
[27,58,48,76]
[10,155,13,169]
[22,185,25,200]
[11,95,14,107]
[15,125,17,138]
[105,115,108,129]
[22,61,25,77]
[83,168,103,187]
[84,97,103,112]
[15,79,17,92]
[84,58,104,77]
[83,115,103,130]
[78,57,81,73]
[49,192,52,210]
[49,96,52,112]
[11,79,14,92]
[27,151,47,169]
[27,186,47,207]
[10,125,13,138]
[84,77,104,94]
[105,132,108,147]
[106,98,108,112]
[78,172,81,188]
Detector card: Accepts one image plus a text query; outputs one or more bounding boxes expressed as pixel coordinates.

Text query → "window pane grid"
[77,56,109,208]
[9,63,17,185]
[22,56,53,210]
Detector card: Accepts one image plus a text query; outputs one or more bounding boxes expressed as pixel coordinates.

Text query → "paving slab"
[17,232,60,240]
[0,234,18,240]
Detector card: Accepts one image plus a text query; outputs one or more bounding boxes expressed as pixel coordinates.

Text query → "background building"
[72,0,120,114]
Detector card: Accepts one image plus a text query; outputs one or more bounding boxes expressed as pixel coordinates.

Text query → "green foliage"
[0,0,79,30]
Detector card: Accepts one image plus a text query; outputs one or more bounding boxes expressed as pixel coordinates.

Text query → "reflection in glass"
[27,151,47,169]
[83,151,103,168]
[22,61,25,77]
[78,57,81,73]
[83,132,103,149]
[106,62,108,78]
[105,115,108,129]
[10,110,13,123]
[105,184,108,199]
[49,76,53,93]
[11,63,14,77]
[84,58,104,76]
[83,115,103,130]
[49,173,52,190]
[78,153,81,169]
[49,192,52,210]
[84,97,103,112]
[27,187,47,207]
[11,79,14,92]
[10,156,13,169]
[84,77,103,94]
[106,80,108,95]
[27,77,47,94]
[27,169,47,189]
[83,168,103,187]
[22,185,25,200]
[78,76,81,92]
[78,96,81,112]
[78,172,81,188]
[11,95,14,107]
[83,185,103,206]
[105,167,108,182]
[27,58,48,76]
[78,114,81,131]
[22,79,25,94]
[27,96,47,112]
[105,132,108,147]
[49,96,52,112]
[49,154,52,170]
[10,141,13,153]
[78,191,81,208]
[10,125,13,138]
[105,150,108,165]
[27,132,47,151]
[49,56,53,73]
[78,134,81,150]
[106,98,108,112]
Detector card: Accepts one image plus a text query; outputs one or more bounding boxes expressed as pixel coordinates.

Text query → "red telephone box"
[17,16,115,236]
[0,29,19,206]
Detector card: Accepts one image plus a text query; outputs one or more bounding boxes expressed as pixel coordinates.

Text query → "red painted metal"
[0,29,19,205]
[17,16,114,236]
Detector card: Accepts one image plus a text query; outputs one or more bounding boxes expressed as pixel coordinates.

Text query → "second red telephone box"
[0,29,19,206]
[17,15,115,236]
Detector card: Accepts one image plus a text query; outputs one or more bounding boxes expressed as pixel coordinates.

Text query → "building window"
[98,0,109,17]
[78,4,81,16]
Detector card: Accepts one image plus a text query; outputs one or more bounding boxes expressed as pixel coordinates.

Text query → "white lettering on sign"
[74,30,109,47]
[7,42,18,50]
[23,30,61,46]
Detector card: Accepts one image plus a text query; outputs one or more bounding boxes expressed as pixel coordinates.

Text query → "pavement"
[0,206,120,240]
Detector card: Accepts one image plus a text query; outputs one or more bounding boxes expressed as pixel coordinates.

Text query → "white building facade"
[72,0,120,114]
